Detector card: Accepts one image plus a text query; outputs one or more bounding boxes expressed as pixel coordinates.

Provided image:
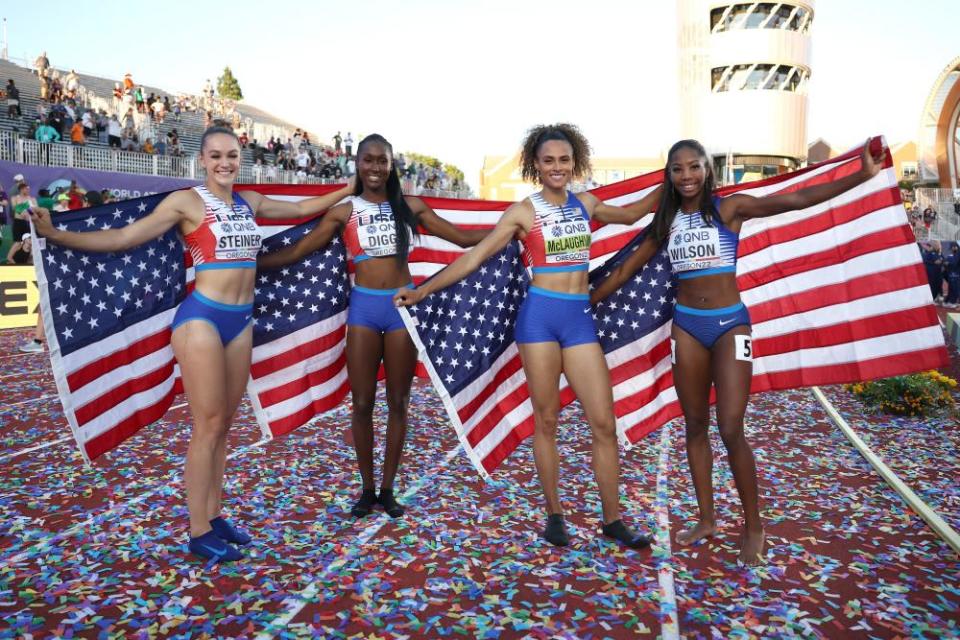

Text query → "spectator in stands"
[0,186,8,236]
[120,131,139,152]
[66,181,84,210]
[238,130,248,148]
[39,76,49,102]
[121,108,135,134]
[172,96,183,121]
[134,86,145,113]
[107,114,122,148]
[112,82,123,111]
[65,70,80,99]
[97,110,109,144]
[10,182,36,243]
[921,241,945,302]
[923,206,937,230]
[34,51,50,78]
[99,189,112,204]
[81,109,94,139]
[84,189,103,208]
[49,77,63,104]
[945,244,960,309]
[7,232,33,265]
[151,96,165,123]
[5,80,20,119]
[37,188,55,212]
[333,131,342,153]
[35,119,60,143]
[155,137,166,156]
[267,136,276,153]
[296,147,310,172]
[48,107,65,137]
[143,137,155,154]
[345,132,354,156]
[123,73,134,91]
[70,120,85,146]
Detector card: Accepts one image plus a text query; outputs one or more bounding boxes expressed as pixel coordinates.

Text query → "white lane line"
[0,403,189,463]
[0,435,272,569]
[255,443,463,639]
[0,400,264,568]
[0,368,50,381]
[7,394,55,407]
[655,422,680,639]
[0,436,72,462]
[812,386,960,556]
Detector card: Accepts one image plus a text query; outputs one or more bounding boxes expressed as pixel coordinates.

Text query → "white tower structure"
[678,0,814,183]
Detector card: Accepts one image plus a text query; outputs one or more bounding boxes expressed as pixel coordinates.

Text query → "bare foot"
[675,520,717,546]
[737,529,766,566]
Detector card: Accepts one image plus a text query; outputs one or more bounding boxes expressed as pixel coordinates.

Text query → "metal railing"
[912,188,960,242]
[0,132,470,195]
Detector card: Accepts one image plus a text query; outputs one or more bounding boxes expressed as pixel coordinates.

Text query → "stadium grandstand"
[0,56,467,197]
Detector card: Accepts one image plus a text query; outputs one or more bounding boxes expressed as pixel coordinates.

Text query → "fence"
[0,131,470,195]
[913,188,960,242]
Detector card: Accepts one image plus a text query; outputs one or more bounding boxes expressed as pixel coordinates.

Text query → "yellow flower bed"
[844,371,957,418]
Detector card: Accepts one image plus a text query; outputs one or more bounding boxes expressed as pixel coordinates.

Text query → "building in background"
[479,152,664,202]
[678,0,814,184]
[808,138,918,183]
[918,55,960,189]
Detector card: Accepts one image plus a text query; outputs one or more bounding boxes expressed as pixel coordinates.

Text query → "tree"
[217,66,243,101]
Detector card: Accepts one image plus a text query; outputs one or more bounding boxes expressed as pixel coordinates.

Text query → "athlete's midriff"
[192,269,257,306]
[352,257,415,290]
[528,270,590,296]
[675,272,741,310]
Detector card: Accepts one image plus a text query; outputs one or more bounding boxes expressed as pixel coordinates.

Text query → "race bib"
[211,207,262,261]
[542,218,591,265]
[668,226,722,273]
[357,220,399,257]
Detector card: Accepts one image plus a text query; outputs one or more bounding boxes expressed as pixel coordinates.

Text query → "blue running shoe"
[188,530,243,562]
[210,516,252,545]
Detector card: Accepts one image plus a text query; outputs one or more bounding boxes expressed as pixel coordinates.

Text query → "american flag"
[398,139,947,476]
[247,218,350,438]
[37,139,946,465]
[34,194,187,462]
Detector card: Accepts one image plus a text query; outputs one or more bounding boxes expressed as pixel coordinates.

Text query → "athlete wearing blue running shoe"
[31,126,354,562]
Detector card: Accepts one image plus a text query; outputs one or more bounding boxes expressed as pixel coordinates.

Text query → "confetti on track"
[0,324,956,639]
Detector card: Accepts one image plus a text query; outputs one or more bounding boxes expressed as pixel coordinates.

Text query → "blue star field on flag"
[37,194,185,356]
[405,241,528,395]
[253,220,349,346]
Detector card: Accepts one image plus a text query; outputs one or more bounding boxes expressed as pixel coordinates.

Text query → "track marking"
[0,368,51,381]
[255,443,463,639]
[0,436,72,462]
[812,386,960,556]
[0,401,259,569]
[7,394,55,407]
[654,421,679,639]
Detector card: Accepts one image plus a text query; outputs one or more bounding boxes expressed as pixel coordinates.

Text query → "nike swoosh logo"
[201,544,225,557]
[718,318,735,326]
[583,307,591,313]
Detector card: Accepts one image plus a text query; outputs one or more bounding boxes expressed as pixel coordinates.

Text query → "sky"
[2,1,957,190]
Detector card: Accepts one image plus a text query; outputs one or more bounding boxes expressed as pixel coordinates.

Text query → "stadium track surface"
[0,323,957,638]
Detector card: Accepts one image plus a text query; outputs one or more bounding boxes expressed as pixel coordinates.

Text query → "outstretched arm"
[242,177,355,220]
[590,234,661,305]
[394,201,529,306]
[582,184,664,225]
[257,202,350,270]
[30,190,189,252]
[409,196,489,247]
[722,138,885,224]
